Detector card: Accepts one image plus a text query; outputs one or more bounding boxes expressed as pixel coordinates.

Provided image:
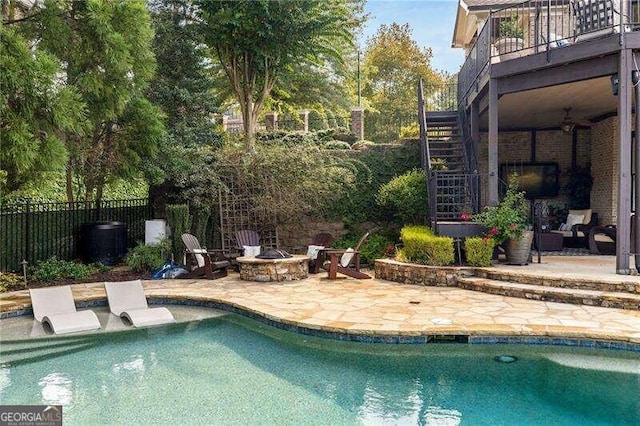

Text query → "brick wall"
[590,116,618,224]
[478,129,591,206]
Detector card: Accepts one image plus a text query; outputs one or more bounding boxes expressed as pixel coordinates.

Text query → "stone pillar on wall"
[265,112,278,131]
[297,110,309,132]
[351,107,364,141]
[221,114,229,131]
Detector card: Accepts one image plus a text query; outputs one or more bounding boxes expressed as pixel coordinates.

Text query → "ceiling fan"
[561,107,592,133]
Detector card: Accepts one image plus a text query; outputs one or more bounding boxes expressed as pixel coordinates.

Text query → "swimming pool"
[1,311,639,425]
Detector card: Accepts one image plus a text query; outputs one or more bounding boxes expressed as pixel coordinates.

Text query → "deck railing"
[458,0,640,103]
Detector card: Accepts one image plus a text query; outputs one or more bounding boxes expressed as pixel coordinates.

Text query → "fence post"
[297,110,309,132]
[24,199,31,264]
[265,112,278,131]
[351,107,365,141]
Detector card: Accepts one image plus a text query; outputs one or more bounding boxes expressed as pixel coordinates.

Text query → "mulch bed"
[7,266,150,292]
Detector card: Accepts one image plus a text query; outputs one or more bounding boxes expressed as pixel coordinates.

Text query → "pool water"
[1,312,639,425]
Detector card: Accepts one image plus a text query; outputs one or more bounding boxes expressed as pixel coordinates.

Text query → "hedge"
[399,225,454,266]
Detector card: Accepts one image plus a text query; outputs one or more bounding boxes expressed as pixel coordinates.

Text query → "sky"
[361,0,464,74]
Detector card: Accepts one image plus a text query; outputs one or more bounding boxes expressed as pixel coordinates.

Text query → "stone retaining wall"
[374,259,471,286]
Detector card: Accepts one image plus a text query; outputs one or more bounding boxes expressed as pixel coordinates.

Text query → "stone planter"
[505,230,534,265]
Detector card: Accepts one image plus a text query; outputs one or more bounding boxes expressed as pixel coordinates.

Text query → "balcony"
[458,0,640,106]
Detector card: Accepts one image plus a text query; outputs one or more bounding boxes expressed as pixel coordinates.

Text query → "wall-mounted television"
[499,162,560,199]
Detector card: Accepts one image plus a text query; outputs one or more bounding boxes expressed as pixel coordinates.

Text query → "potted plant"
[495,14,524,55]
[473,174,533,265]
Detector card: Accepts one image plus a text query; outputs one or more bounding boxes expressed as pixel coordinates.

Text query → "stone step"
[457,277,640,310]
[474,269,640,295]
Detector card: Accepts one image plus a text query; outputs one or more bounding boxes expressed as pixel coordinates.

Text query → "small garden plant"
[30,257,102,282]
[464,237,496,267]
[125,238,171,273]
[398,225,454,266]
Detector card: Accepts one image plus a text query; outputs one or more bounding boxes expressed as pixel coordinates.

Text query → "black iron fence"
[0,198,151,272]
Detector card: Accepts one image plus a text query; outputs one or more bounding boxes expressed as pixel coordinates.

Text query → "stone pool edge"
[2,293,639,353]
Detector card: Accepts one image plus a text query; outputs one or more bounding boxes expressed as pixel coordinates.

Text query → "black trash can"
[81,221,127,265]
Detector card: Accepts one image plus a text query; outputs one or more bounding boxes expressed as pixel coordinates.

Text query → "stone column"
[265,112,278,131]
[351,107,364,141]
[297,110,309,132]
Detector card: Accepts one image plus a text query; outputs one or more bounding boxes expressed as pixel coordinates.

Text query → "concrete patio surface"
[1,254,639,346]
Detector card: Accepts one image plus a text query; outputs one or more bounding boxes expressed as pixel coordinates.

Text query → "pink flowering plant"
[473,174,530,244]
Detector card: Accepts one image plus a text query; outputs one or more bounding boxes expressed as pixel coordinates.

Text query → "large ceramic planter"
[494,37,524,61]
[505,230,534,265]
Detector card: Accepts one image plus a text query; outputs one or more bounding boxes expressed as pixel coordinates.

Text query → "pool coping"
[2,292,640,353]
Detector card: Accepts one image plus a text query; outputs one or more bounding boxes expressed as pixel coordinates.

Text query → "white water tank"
[145,219,167,245]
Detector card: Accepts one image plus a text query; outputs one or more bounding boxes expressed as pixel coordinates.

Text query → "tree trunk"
[242,98,256,152]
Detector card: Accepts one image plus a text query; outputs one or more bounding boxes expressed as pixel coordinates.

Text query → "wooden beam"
[498,55,618,95]
[617,49,632,274]
[492,35,621,78]
[489,79,499,206]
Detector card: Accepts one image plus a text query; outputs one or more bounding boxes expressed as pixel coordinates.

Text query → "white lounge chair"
[104,280,175,327]
[29,286,101,335]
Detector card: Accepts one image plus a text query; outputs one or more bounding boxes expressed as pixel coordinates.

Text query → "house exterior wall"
[478,129,591,207]
[590,116,618,225]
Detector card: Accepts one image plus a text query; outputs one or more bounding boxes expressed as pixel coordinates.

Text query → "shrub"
[166,204,190,260]
[332,229,398,265]
[400,225,454,266]
[308,109,328,131]
[376,169,429,225]
[0,272,23,292]
[399,122,419,139]
[30,257,97,282]
[326,109,338,128]
[464,237,496,266]
[323,140,351,150]
[351,140,375,150]
[125,238,170,273]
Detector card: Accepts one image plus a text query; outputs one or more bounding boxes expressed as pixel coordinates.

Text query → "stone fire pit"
[237,255,310,282]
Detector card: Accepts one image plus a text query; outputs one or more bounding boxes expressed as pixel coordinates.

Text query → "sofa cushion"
[569,209,592,224]
[551,230,586,238]
[565,213,585,228]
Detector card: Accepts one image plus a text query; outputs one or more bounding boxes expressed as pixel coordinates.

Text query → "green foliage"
[323,141,352,150]
[215,142,355,223]
[500,14,524,39]
[376,169,428,225]
[32,0,164,202]
[0,25,86,195]
[147,0,220,149]
[30,257,97,282]
[430,158,448,171]
[363,23,444,142]
[333,229,398,265]
[166,204,190,260]
[400,225,454,266]
[199,0,363,150]
[308,110,328,131]
[464,237,496,267]
[473,175,530,244]
[0,272,23,293]
[125,238,170,273]
[326,140,421,226]
[399,122,420,139]
[326,110,338,128]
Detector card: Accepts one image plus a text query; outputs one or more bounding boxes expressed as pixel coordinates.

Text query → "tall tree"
[32,0,164,202]
[0,6,86,196]
[363,23,443,140]
[198,0,363,152]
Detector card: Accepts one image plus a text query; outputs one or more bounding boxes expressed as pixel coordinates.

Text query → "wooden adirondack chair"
[307,232,334,274]
[320,231,372,279]
[235,230,260,256]
[181,233,229,279]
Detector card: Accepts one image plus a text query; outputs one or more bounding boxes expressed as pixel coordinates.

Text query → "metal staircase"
[418,80,482,224]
